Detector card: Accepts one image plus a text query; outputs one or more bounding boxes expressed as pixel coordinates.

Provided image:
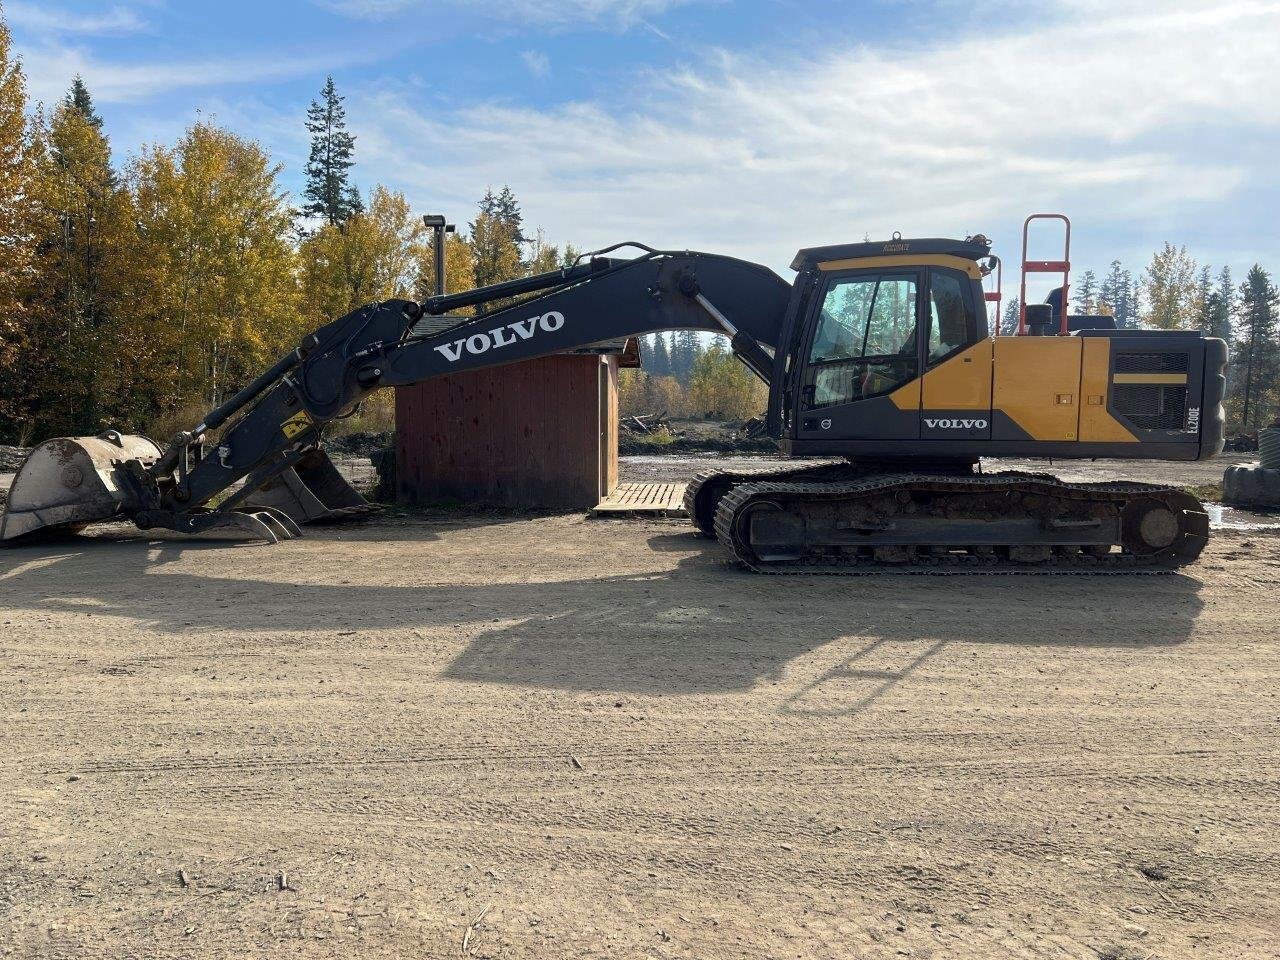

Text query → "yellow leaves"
[687,340,768,420]
[470,208,523,288]
[120,120,299,407]
[299,185,425,324]
[620,370,686,418]
[414,232,475,303]
[0,22,41,423]
[1142,242,1199,331]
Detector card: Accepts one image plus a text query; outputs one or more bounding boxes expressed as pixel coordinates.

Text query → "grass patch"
[1183,482,1223,503]
[623,426,677,449]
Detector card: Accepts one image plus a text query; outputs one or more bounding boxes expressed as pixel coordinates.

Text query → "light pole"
[422,214,456,297]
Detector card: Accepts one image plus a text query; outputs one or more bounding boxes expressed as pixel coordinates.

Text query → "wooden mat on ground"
[591,482,687,516]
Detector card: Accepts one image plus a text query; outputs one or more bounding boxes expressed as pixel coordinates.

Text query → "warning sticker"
[280,409,313,440]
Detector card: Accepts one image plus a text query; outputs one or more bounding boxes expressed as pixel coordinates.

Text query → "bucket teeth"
[255,507,304,539]
[188,510,301,544]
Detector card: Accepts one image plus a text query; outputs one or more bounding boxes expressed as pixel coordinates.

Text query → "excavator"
[1,214,1228,573]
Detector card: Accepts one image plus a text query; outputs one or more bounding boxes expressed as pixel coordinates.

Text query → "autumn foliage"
[619,339,768,421]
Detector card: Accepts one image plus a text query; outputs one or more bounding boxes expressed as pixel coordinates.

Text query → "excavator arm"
[1,246,791,542]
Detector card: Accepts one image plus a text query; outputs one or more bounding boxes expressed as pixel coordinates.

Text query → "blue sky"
[8,0,1280,299]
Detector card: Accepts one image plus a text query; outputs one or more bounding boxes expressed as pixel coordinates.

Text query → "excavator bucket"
[1,431,161,541]
[241,447,378,525]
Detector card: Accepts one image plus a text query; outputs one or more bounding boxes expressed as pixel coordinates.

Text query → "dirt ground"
[2,497,1279,960]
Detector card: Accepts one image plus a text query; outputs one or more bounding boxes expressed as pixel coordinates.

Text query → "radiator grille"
[1113,383,1187,430]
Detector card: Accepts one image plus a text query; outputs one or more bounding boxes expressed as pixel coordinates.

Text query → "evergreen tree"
[303,76,361,227]
[1101,260,1140,328]
[1000,298,1020,335]
[489,184,525,245]
[1074,270,1098,313]
[1232,265,1279,431]
[469,187,523,288]
[1125,273,1141,328]
[669,330,703,384]
[1213,266,1235,342]
[1100,261,1125,326]
[1194,265,1214,334]
[643,333,671,377]
[64,75,102,130]
[27,90,125,434]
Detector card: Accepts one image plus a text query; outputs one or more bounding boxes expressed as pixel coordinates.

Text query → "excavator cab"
[776,223,1227,464]
[776,236,997,453]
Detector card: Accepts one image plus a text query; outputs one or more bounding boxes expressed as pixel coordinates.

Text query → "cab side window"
[927,270,976,367]
[807,272,918,407]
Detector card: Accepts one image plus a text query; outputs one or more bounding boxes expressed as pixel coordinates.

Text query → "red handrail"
[984,254,1003,335]
[1018,214,1071,336]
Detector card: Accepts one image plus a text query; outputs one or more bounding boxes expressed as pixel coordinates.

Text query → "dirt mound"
[325,431,392,460]
[619,417,775,455]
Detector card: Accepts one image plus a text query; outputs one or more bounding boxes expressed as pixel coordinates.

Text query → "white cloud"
[340,0,1279,274]
[18,43,366,108]
[314,0,414,17]
[520,50,550,79]
[317,0,698,29]
[4,1,148,35]
[15,0,1277,279]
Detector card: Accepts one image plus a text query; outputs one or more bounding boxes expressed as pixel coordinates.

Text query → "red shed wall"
[395,354,618,510]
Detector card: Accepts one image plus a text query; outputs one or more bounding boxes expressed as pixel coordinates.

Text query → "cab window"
[806,272,918,407]
[927,270,976,366]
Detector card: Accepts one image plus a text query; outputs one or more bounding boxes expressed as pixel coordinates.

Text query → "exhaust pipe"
[1,431,161,541]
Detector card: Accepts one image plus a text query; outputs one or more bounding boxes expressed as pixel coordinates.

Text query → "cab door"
[795,269,923,440]
[918,267,992,440]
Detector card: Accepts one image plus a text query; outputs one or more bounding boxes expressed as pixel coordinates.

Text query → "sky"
[7,0,1280,300]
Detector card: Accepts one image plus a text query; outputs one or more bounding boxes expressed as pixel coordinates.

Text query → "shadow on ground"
[0,522,1205,706]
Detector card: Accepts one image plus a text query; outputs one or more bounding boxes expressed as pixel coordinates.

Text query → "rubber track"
[712,473,1209,575]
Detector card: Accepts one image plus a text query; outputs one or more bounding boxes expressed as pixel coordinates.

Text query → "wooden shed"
[394,333,640,511]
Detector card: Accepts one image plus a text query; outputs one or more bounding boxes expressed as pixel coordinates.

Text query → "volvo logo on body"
[924,417,988,430]
[433,311,565,363]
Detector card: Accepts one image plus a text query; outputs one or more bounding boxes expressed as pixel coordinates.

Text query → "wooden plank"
[591,482,688,516]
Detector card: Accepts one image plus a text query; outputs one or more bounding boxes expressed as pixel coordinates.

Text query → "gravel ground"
[1,510,1279,959]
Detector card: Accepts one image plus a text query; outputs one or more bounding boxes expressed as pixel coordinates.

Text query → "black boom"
[136,248,792,529]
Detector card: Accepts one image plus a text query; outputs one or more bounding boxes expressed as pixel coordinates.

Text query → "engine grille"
[1111,350,1192,432]
[1114,352,1189,373]
[1113,383,1187,430]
